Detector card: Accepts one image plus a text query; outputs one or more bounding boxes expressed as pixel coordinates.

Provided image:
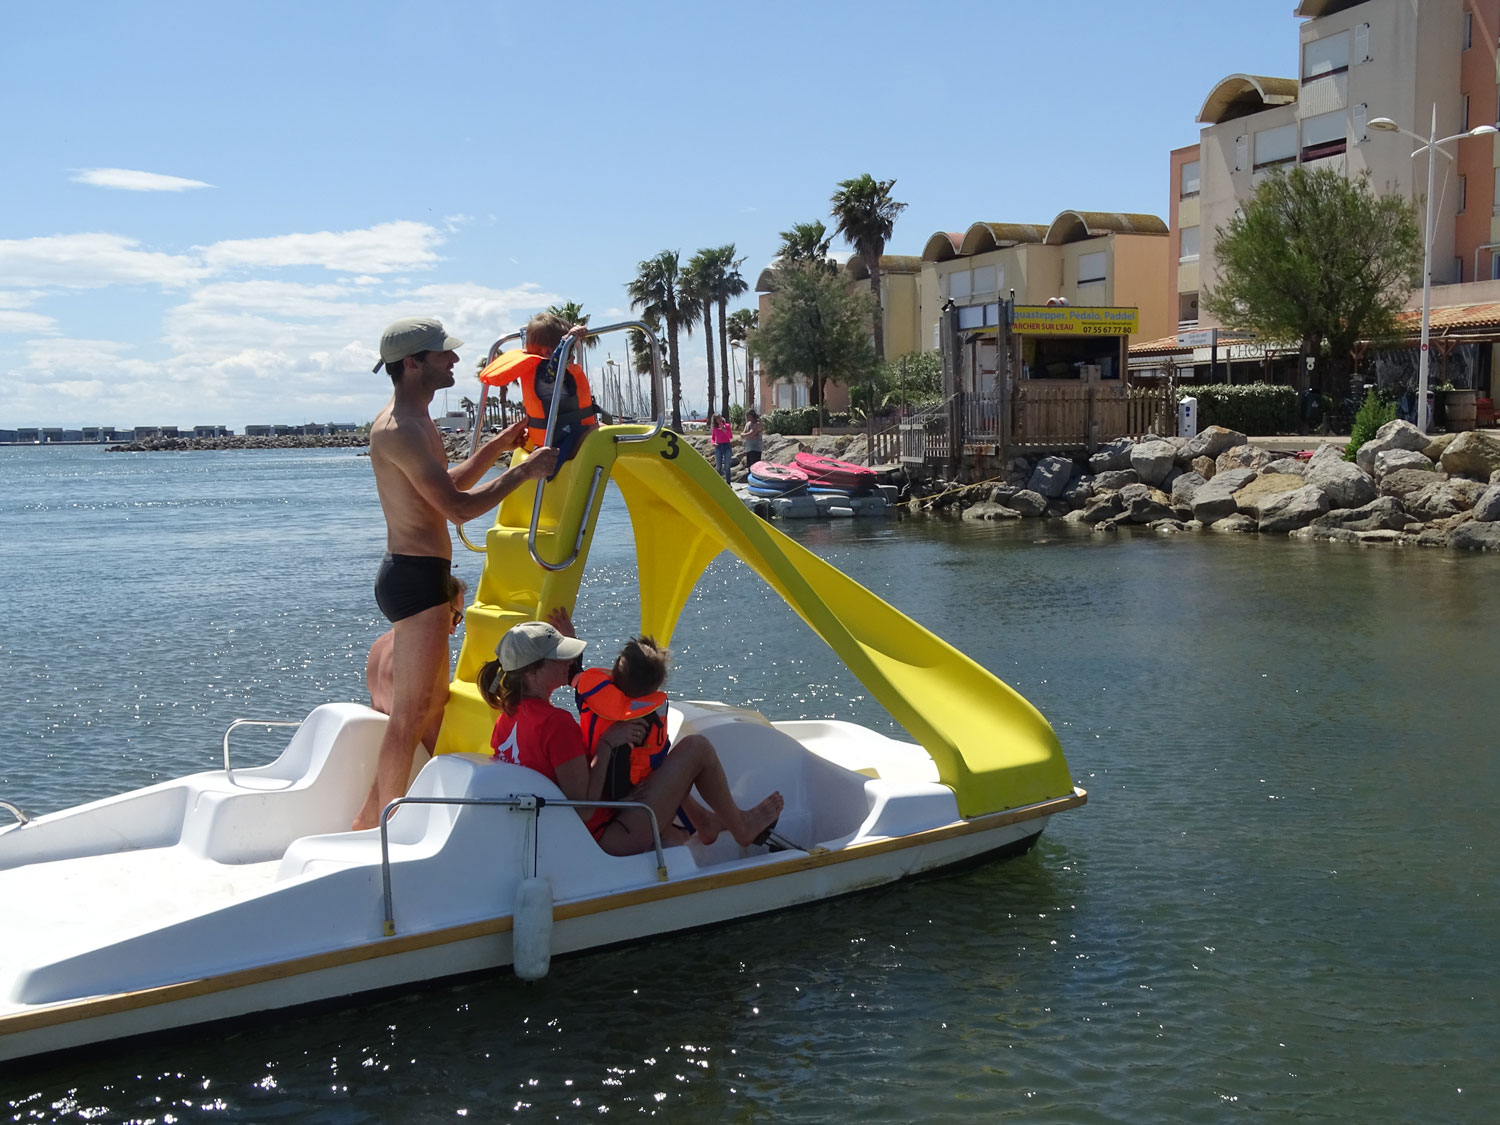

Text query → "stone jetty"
[908,423,1500,552]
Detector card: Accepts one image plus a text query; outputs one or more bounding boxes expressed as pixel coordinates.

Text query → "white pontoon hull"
[0,702,1082,1064]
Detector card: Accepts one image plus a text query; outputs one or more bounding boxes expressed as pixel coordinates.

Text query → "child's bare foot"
[693,806,727,846]
[732,792,784,848]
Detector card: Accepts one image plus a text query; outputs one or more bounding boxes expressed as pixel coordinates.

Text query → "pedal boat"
[0,322,1084,1064]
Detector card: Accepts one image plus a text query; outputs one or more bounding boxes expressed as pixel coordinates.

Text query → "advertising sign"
[1012,306,1139,336]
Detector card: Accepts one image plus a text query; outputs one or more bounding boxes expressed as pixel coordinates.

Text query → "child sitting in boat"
[478,619,781,855]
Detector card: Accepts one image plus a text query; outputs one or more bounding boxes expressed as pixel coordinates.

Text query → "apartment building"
[1171,0,1499,337]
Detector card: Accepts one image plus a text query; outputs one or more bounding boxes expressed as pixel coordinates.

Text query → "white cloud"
[0,310,57,334]
[442,213,473,232]
[71,168,214,192]
[0,233,207,288]
[199,221,443,274]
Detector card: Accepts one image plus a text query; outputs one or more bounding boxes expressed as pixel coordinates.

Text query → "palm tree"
[710,245,748,413]
[727,307,758,410]
[777,221,832,265]
[830,174,907,362]
[460,395,476,430]
[627,251,693,430]
[682,254,716,418]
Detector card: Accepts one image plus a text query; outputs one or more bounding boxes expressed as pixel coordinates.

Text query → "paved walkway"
[1246,435,1347,454]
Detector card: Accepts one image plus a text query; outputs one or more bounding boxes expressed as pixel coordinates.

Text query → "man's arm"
[386,422,558,524]
[449,417,528,491]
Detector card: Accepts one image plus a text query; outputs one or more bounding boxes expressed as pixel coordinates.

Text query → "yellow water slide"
[436,426,1075,818]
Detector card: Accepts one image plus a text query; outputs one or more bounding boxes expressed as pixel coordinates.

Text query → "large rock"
[1423,432,1460,462]
[1355,419,1430,473]
[1216,444,1279,474]
[1119,483,1173,523]
[1210,512,1258,533]
[1027,455,1075,499]
[1232,473,1306,518]
[1191,468,1258,524]
[1079,491,1124,524]
[1170,471,1207,509]
[1061,476,1095,509]
[1449,521,1500,550]
[1177,425,1247,464]
[1088,438,1134,473]
[1311,496,1413,533]
[1379,467,1444,499]
[1130,439,1178,486]
[1373,448,1433,480]
[1305,457,1377,510]
[1093,468,1139,491]
[1008,489,1049,517]
[962,501,1022,520]
[1403,478,1485,522]
[1261,457,1307,476]
[1439,430,1500,479]
[1256,484,1331,533]
[1192,455,1216,480]
[1472,484,1500,522]
[1307,442,1349,466]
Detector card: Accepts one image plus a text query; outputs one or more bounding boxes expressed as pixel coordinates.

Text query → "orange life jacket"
[477,350,598,449]
[571,667,670,801]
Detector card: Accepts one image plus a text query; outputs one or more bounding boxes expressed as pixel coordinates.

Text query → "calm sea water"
[2,445,1498,1123]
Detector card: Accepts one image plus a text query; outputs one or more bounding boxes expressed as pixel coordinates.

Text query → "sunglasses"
[451,607,464,628]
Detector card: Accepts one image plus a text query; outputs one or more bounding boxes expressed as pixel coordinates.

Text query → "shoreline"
[103,434,370,452]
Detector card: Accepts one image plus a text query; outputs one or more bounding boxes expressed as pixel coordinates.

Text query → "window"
[1354,21,1370,62]
[948,270,971,300]
[1493,173,1500,214]
[1461,94,1470,132]
[1078,250,1107,285]
[1255,123,1298,169]
[1353,103,1368,143]
[1455,258,1464,283]
[1235,135,1248,172]
[1179,226,1201,261]
[1458,174,1467,214]
[1180,160,1201,197]
[1303,31,1350,79]
[972,265,997,294]
[1301,109,1347,161]
[1465,10,1473,49]
[1490,251,1500,280]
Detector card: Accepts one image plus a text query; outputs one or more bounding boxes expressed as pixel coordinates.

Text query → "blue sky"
[2,1,1295,429]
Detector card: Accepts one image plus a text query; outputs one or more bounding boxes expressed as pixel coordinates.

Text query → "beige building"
[1174,0,1500,339]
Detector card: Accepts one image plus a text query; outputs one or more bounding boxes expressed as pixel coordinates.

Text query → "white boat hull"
[0,701,1083,1064]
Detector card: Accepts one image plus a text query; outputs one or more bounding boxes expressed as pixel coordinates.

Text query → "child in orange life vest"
[476,313,599,469]
[548,609,783,851]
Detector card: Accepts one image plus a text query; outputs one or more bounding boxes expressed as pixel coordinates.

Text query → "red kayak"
[750,460,809,483]
[793,452,875,480]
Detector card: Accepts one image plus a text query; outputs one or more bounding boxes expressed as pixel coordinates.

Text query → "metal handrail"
[0,799,30,828]
[525,319,665,572]
[221,719,302,785]
[378,793,668,936]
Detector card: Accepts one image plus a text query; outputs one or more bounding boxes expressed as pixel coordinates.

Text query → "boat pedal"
[765,830,799,853]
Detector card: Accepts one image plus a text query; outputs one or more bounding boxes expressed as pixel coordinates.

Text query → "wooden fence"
[1003,381,1177,450]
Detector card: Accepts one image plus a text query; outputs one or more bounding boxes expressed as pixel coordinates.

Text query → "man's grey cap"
[373,317,463,373]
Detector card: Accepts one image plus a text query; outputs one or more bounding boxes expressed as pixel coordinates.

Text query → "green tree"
[727,307,759,409]
[777,220,832,265]
[711,245,748,413]
[682,253,716,417]
[1203,165,1421,391]
[628,251,694,429]
[751,260,876,417]
[830,174,907,362]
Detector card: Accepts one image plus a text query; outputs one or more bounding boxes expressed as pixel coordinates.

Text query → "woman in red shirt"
[479,618,782,855]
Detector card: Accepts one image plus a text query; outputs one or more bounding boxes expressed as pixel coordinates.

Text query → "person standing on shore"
[710,413,733,481]
[742,409,762,471]
[353,317,559,832]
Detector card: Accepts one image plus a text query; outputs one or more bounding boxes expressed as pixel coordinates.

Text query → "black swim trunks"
[374,553,452,623]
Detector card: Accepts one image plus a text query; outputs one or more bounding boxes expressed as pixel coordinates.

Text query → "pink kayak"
[750,461,809,483]
[793,452,875,483]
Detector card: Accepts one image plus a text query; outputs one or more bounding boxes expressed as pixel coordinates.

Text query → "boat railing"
[0,799,31,828]
[379,793,668,936]
[221,719,303,785]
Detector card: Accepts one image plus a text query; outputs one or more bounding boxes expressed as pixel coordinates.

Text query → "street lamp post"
[1369,106,1498,431]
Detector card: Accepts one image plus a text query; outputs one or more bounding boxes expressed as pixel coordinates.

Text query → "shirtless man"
[354,317,558,831]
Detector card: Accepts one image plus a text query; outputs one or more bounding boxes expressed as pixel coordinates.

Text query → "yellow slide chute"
[436,426,1074,819]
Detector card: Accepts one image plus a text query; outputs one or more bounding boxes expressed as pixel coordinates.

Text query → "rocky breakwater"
[109,433,369,453]
[908,423,1500,551]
